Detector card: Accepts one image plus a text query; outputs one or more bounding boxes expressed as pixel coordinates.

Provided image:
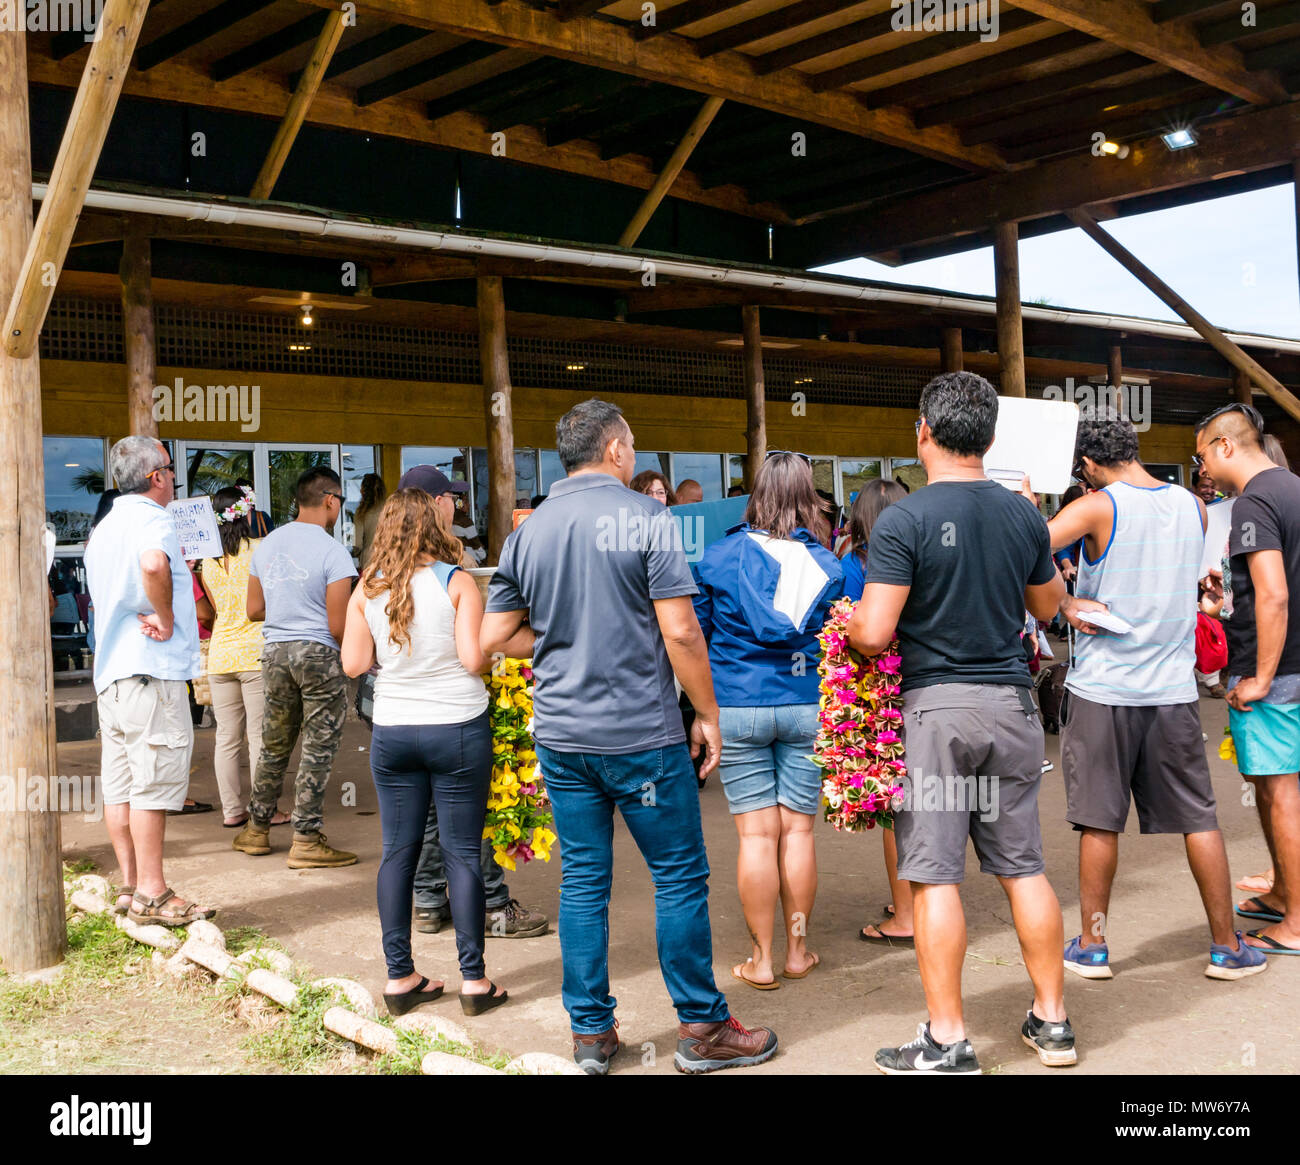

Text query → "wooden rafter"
[24,50,789,223]
[636,0,746,39]
[789,100,1300,262]
[249,7,348,200]
[694,0,865,60]
[135,0,278,71]
[3,0,150,359]
[211,12,330,82]
[1009,0,1290,104]
[294,0,1007,171]
[356,41,503,106]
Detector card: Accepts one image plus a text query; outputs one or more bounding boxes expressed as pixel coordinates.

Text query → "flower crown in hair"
[217,485,256,525]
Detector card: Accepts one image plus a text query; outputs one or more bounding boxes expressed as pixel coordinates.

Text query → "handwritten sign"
[984,396,1081,496]
[168,496,222,560]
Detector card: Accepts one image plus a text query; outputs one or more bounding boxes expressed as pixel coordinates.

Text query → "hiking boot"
[415,906,450,934]
[573,1021,620,1075]
[674,1016,777,1074]
[486,898,548,938]
[875,1022,980,1076]
[286,831,358,869]
[232,820,271,855]
[1021,1009,1078,1067]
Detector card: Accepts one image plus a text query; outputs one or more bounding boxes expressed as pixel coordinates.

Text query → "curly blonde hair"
[361,488,463,651]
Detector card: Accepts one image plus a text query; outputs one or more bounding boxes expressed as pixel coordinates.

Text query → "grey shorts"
[894,683,1046,885]
[1061,695,1219,835]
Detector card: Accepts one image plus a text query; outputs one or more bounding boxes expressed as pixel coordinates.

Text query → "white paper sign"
[1199,497,1234,581]
[983,396,1081,496]
[168,496,222,560]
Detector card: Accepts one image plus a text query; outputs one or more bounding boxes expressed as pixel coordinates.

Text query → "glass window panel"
[181,446,255,501]
[634,452,671,479]
[728,454,746,493]
[49,553,91,673]
[810,457,838,501]
[45,437,106,544]
[539,449,565,492]
[340,445,377,558]
[840,458,883,506]
[514,449,538,509]
[890,458,929,493]
[400,446,468,480]
[1146,463,1183,486]
[671,453,723,501]
[471,447,489,538]
[266,449,336,527]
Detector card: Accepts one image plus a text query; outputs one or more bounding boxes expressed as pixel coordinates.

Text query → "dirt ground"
[55,692,1298,1076]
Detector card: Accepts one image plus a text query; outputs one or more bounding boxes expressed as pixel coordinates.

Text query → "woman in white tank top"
[341,488,529,1018]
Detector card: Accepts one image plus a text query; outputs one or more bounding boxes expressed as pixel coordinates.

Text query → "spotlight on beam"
[1161,127,1197,152]
[1099,139,1130,159]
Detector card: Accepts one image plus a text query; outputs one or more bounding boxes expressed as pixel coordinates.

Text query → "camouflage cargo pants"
[250,641,346,834]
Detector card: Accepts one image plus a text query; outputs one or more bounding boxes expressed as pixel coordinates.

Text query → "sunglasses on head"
[766,450,813,465]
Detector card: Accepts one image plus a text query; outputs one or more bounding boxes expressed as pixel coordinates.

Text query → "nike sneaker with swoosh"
[875,1023,980,1076]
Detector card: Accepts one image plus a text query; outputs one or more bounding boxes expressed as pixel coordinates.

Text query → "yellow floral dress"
[202,541,263,675]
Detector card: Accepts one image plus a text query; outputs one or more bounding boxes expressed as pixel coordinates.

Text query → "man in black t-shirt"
[849,372,1072,1075]
[1196,404,1300,957]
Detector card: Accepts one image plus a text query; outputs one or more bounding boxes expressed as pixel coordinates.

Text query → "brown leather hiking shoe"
[675,1016,778,1074]
[232,821,271,855]
[486,898,549,938]
[573,1021,620,1075]
[286,831,358,869]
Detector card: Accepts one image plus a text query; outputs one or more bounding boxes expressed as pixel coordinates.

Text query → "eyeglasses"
[1191,440,1225,472]
[149,461,175,478]
[765,450,813,465]
[324,491,344,503]
[915,419,925,435]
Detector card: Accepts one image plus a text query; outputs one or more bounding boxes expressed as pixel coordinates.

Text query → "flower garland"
[484,657,557,870]
[217,484,257,525]
[812,597,907,832]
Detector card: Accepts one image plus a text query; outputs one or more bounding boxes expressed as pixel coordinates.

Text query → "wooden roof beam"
[635,0,747,39]
[1009,0,1290,103]
[1198,1,1300,46]
[4,0,150,358]
[291,25,432,85]
[211,12,330,82]
[355,41,502,106]
[305,0,1008,171]
[135,0,278,71]
[788,100,1300,261]
[694,0,865,59]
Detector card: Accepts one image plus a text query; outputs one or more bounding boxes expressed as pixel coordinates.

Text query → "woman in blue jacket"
[694,453,843,989]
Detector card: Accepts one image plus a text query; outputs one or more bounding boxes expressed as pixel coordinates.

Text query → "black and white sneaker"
[875,1022,980,1075]
[1021,1009,1077,1066]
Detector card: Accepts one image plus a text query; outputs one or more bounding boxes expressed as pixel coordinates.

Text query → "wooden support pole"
[940,326,963,373]
[742,305,766,493]
[119,228,157,436]
[2,0,150,358]
[618,96,725,249]
[1233,366,1254,405]
[250,8,348,201]
[1108,340,1127,417]
[1069,208,1300,424]
[478,276,515,564]
[0,21,64,976]
[1295,159,1300,321]
[994,221,1026,397]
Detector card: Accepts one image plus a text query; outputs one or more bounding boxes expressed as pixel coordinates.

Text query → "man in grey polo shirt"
[482,398,777,1076]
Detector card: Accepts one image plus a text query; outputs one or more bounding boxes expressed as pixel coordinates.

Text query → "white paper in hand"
[168,496,222,560]
[1076,609,1133,635]
[983,396,1080,496]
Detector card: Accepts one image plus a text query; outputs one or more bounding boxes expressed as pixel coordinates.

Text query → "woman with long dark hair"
[839,479,907,601]
[352,472,387,567]
[693,452,843,988]
[342,488,531,1016]
[200,486,289,828]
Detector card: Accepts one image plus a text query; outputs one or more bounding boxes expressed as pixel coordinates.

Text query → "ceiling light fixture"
[299,304,314,328]
[1161,127,1197,151]
[1099,139,1130,159]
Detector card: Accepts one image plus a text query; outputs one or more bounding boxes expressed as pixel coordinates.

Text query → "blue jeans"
[535,742,730,1035]
[370,714,492,981]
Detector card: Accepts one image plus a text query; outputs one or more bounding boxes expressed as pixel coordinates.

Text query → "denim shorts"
[718,703,821,816]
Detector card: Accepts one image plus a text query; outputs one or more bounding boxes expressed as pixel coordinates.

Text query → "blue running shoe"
[1205,931,1269,980]
[1064,934,1113,980]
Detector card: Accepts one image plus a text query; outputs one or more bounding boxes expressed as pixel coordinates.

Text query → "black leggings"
[370,712,492,980]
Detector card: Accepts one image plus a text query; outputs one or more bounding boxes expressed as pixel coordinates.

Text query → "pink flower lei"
[217,484,256,525]
[811,598,907,832]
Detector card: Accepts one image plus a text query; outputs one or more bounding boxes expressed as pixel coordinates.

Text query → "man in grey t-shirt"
[233,466,358,868]
[482,398,777,1076]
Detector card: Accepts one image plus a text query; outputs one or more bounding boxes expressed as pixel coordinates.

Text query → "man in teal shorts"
[1195,403,1300,957]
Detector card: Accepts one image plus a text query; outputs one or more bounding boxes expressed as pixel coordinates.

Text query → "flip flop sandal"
[128,887,217,928]
[223,816,249,829]
[1236,897,1284,923]
[169,800,214,816]
[883,903,895,917]
[1246,929,1300,955]
[782,953,821,980]
[460,982,509,1015]
[1236,874,1273,893]
[110,885,135,915]
[859,923,914,946]
[731,959,780,990]
[383,975,444,1016]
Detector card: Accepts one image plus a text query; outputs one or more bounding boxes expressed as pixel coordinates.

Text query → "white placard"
[168,496,222,560]
[983,396,1081,496]
[1199,497,1234,581]
[1077,609,1134,635]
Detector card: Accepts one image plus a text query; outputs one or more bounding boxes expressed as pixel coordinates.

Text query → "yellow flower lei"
[484,657,556,869]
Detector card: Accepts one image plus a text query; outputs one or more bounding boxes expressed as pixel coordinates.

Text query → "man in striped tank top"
[1047,408,1266,983]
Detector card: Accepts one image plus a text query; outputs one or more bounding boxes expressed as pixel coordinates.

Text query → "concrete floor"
[57,693,1297,1076]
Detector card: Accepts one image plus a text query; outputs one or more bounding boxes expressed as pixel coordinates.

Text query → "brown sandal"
[128,887,217,928]
[110,885,135,915]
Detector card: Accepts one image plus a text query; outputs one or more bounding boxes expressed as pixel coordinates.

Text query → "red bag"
[1195,611,1228,674]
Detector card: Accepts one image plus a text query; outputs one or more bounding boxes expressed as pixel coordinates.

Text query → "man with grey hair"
[85,435,215,927]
